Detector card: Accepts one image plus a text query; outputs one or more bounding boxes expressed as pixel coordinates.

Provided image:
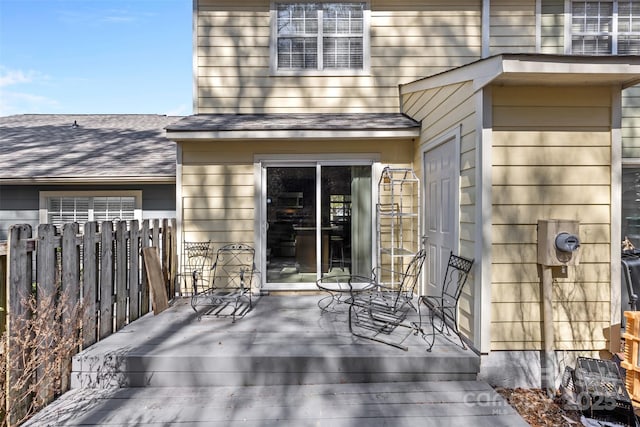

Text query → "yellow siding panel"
[492,224,611,245]
[493,131,611,147]
[493,146,610,166]
[492,263,611,284]
[492,301,609,323]
[492,281,611,303]
[493,86,612,107]
[492,165,611,185]
[492,204,610,224]
[492,242,610,264]
[493,106,611,128]
[493,185,611,205]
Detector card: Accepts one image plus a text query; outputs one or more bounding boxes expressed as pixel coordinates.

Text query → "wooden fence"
[1,218,177,424]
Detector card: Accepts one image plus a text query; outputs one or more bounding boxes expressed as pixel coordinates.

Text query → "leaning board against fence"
[0,218,177,425]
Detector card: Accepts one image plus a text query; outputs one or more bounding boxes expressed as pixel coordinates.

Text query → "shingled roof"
[0,114,181,183]
[166,113,420,132]
[165,113,421,140]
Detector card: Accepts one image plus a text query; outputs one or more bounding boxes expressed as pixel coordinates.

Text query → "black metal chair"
[348,249,426,350]
[415,251,474,351]
[181,241,212,295]
[190,243,255,322]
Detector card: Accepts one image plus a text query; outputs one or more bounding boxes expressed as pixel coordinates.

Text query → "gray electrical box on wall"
[537,219,581,266]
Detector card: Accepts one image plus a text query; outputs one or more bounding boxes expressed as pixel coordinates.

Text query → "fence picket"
[99,221,114,339]
[82,222,98,348]
[36,224,57,406]
[7,224,33,425]
[129,220,140,322]
[141,220,151,316]
[115,221,128,330]
[61,223,80,391]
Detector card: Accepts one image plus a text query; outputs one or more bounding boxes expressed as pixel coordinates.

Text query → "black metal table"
[316,274,375,313]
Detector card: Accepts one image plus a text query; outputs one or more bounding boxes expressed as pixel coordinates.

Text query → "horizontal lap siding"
[491,85,612,351]
[490,0,536,54]
[180,139,414,245]
[196,0,481,113]
[403,81,477,342]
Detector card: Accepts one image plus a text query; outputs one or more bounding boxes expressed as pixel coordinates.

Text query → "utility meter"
[537,219,581,266]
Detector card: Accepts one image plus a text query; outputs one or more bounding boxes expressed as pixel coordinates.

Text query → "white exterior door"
[424,138,457,296]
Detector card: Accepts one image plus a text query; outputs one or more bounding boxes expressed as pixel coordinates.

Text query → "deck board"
[24,381,528,426]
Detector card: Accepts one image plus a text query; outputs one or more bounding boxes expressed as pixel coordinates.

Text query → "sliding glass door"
[264,164,372,287]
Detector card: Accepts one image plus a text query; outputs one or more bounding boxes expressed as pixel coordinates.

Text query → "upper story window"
[571,1,640,54]
[273,2,369,74]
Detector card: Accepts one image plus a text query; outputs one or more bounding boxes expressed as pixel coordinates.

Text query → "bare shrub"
[0,285,81,427]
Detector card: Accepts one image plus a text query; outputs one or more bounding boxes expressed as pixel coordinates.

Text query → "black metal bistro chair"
[348,249,426,350]
[181,241,213,295]
[415,252,474,351]
[190,243,255,322]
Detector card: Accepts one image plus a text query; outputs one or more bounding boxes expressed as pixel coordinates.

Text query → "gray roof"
[0,114,181,182]
[166,113,420,132]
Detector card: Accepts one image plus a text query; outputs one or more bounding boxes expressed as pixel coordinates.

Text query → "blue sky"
[0,0,193,117]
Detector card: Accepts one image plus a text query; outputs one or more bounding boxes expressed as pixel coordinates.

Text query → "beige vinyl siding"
[540,0,565,54]
[196,0,481,114]
[402,80,477,341]
[489,0,536,55]
[180,138,414,244]
[491,85,612,351]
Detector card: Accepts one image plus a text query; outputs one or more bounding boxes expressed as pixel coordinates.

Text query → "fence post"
[171,218,178,297]
[82,222,98,348]
[6,224,33,425]
[99,221,114,340]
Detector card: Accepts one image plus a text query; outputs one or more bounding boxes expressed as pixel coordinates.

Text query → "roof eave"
[400,54,640,95]
[0,176,176,185]
[167,128,420,141]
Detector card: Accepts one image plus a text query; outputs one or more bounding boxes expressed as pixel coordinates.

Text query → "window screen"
[572,1,640,54]
[276,2,365,70]
[47,196,137,228]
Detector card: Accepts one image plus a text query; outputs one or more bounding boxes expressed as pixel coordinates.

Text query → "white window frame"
[39,190,143,225]
[566,0,640,54]
[270,0,371,76]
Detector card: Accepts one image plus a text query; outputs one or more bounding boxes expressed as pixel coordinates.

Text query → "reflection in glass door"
[265,164,372,286]
[266,167,316,283]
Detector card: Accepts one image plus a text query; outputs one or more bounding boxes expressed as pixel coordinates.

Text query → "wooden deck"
[24,295,528,426]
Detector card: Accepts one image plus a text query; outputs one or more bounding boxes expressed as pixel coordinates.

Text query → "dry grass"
[1,286,81,426]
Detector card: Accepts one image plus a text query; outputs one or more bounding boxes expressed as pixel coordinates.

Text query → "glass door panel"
[266,167,316,283]
[265,164,372,286]
[321,166,372,278]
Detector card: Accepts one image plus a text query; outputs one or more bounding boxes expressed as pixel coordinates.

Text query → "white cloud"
[0,67,45,88]
[0,90,60,116]
[0,67,58,116]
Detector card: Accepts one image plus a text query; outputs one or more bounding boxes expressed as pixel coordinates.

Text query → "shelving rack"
[376,166,420,286]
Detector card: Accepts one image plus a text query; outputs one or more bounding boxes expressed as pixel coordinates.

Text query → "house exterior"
[166,0,640,387]
[0,114,181,240]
